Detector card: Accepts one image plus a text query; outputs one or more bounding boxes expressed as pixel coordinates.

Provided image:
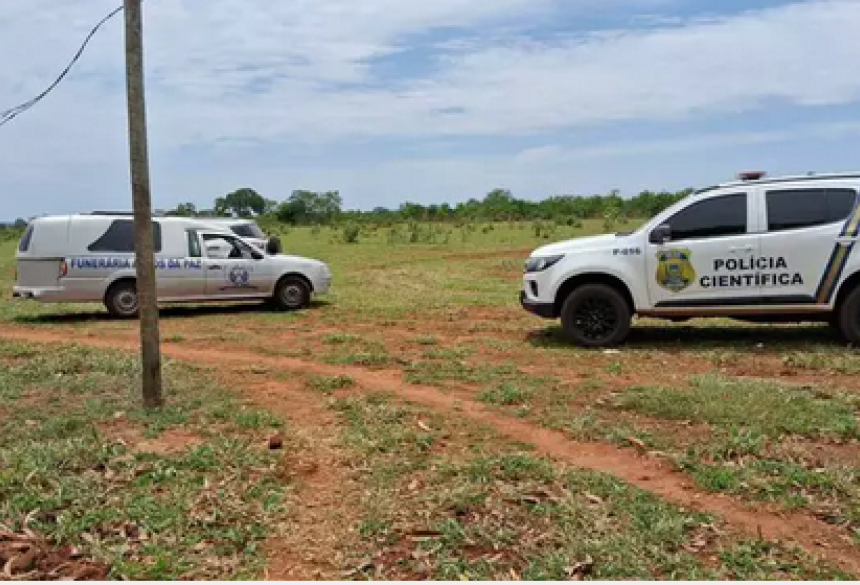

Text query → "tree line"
[169,186,694,225]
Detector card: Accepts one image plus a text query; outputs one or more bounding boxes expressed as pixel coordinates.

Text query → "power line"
[0,5,124,128]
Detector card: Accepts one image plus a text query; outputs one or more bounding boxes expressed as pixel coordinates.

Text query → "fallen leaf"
[566,555,594,580]
[122,523,140,540]
[9,547,39,574]
[407,529,443,540]
[584,493,604,505]
[627,436,647,450]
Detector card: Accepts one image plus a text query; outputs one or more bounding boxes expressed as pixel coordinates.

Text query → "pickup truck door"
[201,233,271,298]
[646,191,762,309]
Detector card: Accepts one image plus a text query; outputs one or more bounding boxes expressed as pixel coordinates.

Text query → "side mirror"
[649,224,671,245]
[266,236,283,255]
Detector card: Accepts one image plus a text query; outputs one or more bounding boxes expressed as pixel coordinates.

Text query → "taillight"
[59,260,68,278]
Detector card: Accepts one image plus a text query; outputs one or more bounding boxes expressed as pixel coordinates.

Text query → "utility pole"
[124,0,163,408]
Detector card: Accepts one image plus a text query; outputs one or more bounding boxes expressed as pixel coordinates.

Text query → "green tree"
[215,188,266,217]
[13,218,27,228]
[482,188,517,220]
[170,202,197,217]
[276,190,343,225]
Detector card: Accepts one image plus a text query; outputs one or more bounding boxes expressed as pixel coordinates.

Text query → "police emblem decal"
[229,266,251,286]
[655,249,696,293]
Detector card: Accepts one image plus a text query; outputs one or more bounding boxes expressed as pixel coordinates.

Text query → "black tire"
[105,281,139,318]
[272,276,311,311]
[836,286,860,345]
[560,284,631,347]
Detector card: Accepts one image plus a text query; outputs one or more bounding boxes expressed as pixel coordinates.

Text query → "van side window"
[18,224,34,252]
[664,193,747,241]
[88,220,162,253]
[767,188,857,232]
[187,230,202,258]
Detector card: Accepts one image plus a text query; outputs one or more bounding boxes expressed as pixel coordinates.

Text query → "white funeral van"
[521,172,860,347]
[13,213,331,317]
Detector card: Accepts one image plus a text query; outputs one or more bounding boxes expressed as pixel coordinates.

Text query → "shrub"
[341,223,360,244]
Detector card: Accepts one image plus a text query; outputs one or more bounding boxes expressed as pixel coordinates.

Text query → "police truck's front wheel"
[836,286,860,345]
[272,276,311,311]
[105,281,139,319]
[560,284,631,347]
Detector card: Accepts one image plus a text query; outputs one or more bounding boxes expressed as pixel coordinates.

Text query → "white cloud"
[515,130,794,163]
[6,0,860,145]
[2,0,860,216]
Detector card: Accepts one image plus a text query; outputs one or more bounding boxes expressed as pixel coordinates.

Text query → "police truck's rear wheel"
[272,276,311,311]
[560,284,631,347]
[105,281,139,319]
[836,286,860,345]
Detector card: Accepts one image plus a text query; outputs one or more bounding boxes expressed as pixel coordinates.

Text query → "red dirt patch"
[0,529,107,580]
[98,419,202,455]
[4,327,860,576]
[223,379,365,581]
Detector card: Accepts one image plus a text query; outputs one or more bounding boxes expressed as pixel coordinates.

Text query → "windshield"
[231,223,265,239]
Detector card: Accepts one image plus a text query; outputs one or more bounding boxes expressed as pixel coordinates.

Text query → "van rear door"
[15,222,65,290]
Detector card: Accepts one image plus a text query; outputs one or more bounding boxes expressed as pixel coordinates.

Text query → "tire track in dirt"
[239,379,363,581]
[3,327,859,576]
[1,328,358,581]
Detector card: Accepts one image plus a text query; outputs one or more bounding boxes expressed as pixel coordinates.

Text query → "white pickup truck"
[521,172,860,347]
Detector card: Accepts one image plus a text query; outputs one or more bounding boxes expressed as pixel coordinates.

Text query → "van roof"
[85,212,254,222]
[30,214,236,232]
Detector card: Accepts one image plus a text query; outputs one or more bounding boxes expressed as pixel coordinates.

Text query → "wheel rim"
[572,296,618,342]
[116,290,138,314]
[281,284,304,307]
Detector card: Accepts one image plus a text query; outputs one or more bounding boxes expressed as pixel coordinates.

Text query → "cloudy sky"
[2,0,860,219]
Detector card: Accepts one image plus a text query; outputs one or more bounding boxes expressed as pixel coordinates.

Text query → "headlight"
[524,254,564,273]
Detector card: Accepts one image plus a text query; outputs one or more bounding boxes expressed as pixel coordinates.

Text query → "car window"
[202,234,257,260]
[663,193,747,241]
[18,224,34,252]
[88,220,162,253]
[231,223,264,239]
[187,230,202,258]
[766,188,857,232]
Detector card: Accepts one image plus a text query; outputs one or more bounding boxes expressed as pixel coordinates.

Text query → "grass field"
[2,220,860,579]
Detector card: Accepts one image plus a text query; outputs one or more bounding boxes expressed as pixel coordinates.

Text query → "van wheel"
[272,276,311,311]
[105,281,139,318]
[836,287,860,345]
[560,284,631,347]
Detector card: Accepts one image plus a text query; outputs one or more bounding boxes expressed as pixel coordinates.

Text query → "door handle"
[729,245,754,253]
[209,265,222,270]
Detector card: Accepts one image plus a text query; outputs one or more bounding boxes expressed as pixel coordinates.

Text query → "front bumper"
[316,277,332,296]
[520,291,555,319]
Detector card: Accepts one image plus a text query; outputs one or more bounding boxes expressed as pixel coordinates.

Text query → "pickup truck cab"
[14,213,331,317]
[195,217,269,251]
[521,172,860,347]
